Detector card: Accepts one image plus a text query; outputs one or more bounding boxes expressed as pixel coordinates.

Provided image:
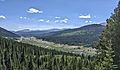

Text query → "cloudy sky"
[0,0,119,31]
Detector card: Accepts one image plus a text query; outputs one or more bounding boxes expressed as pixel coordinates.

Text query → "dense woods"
[0,37,95,70]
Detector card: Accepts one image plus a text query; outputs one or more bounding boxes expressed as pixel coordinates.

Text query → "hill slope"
[38,24,105,46]
[0,27,19,37]
[0,36,95,70]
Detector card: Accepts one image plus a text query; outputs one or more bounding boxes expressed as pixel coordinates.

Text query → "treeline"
[0,37,96,70]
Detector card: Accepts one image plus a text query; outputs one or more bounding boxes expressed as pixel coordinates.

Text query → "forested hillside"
[38,24,105,46]
[0,37,96,70]
[0,27,19,37]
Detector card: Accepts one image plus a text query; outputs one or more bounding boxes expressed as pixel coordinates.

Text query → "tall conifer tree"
[96,1,120,70]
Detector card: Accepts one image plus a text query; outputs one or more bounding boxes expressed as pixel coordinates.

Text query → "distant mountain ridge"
[0,27,19,37]
[13,28,63,37]
[37,24,105,46]
[100,22,107,26]
[13,24,105,46]
[17,29,30,32]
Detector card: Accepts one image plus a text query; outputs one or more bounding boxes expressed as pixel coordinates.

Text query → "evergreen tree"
[95,1,120,70]
[28,56,33,70]
[96,38,114,70]
[110,1,120,69]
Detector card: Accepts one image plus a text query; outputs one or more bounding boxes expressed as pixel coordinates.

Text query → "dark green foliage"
[95,1,120,70]
[0,37,96,70]
[110,2,120,69]
[95,33,114,70]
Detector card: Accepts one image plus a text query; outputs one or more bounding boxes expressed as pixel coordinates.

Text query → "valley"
[0,0,119,69]
[16,37,96,55]
[14,24,105,47]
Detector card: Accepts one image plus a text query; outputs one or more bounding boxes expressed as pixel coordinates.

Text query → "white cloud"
[20,16,26,19]
[60,18,68,23]
[20,16,23,19]
[54,20,59,23]
[85,20,92,23]
[54,18,68,23]
[60,20,67,23]
[19,16,29,20]
[85,21,89,23]
[46,20,50,23]
[89,21,92,23]
[39,19,44,22]
[55,17,60,19]
[79,14,91,19]
[0,15,6,19]
[64,18,68,21]
[27,8,43,14]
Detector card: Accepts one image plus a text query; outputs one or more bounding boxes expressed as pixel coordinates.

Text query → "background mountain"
[13,28,63,37]
[13,24,105,46]
[38,24,105,46]
[0,27,19,37]
[16,29,31,32]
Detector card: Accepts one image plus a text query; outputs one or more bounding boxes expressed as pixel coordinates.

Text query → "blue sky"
[0,0,119,31]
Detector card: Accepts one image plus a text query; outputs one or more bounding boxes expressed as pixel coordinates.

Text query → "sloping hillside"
[0,27,19,37]
[38,24,105,46]
[0,36,95,70]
